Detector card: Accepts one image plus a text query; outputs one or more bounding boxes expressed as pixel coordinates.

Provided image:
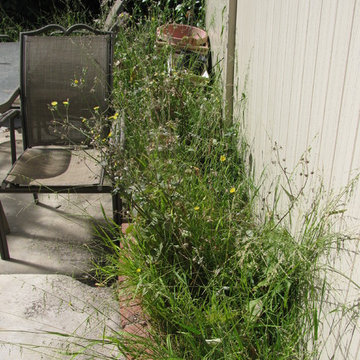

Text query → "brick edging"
[118,223,152,360]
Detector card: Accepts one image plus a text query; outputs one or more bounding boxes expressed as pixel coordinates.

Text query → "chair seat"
[5,147,103,187]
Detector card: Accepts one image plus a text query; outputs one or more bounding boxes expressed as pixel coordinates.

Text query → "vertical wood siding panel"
[206,0,360,357]
[254,0,271,172]
[278,1,299,154]
[316,0,355,193]
[347,112,360,183]
[263,0,279,146]
[329,0,360,192]
[305,0,338,194]
[284,0,309,170]
[248,1,263,156]
[205,1,230,86]
[329,3,360,355]
[260,0,277,170]
[305,0,326,149]
[293,0,323,166]
[345,0,360,191]
[234,0,255,133]
[233,0,245,112]
[273,0,290,148]
[244,0,257,171]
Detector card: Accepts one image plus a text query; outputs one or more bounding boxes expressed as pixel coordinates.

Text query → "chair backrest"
[20,24,113,148]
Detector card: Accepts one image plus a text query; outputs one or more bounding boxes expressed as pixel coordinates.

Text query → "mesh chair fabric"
[23,35,111,147]
[5,147,102,186]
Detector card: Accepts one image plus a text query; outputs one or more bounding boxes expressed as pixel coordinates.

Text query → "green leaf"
[281,185,296,202]
[175,321,201,335]
[313,308,318,341]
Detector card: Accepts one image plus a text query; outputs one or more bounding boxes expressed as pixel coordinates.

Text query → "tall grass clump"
[87,14,356,360]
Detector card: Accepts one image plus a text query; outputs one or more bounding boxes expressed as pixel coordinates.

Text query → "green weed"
[88,17,360,359]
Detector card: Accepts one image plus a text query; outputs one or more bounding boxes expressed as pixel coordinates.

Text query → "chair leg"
[33,193,39,204]
[0,227,9,260]
[112,193,123,226]
[0,201,10,260]
[0,200,10,234]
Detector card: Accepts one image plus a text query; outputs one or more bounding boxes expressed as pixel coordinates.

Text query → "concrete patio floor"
[0,192,111,278]
[0,128,124,359]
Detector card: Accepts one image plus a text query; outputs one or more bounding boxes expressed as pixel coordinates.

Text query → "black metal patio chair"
[0,24,123,260]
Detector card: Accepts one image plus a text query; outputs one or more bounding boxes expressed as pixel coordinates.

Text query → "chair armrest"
[0,108,21,164]
[0,34,11,42]
[0,87,20,114]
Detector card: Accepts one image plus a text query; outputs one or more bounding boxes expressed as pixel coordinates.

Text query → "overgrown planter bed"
[91,10,358,360]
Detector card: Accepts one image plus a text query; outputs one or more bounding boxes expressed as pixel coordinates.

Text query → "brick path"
[119,223,152,359]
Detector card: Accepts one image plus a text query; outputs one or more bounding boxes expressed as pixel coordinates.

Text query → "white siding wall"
[205,0,230,86]
[206,0,360,358]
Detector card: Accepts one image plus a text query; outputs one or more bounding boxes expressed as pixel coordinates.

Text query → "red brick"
[120,304,144,326]
[118,277,129,287]
[118,223,152,358]
[123,322,150,338]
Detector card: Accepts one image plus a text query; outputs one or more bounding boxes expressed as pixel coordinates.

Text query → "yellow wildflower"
[194,206,200,211]
[81,117,86,123]
[109,112,119,120]
[74,79,79,84]
[229,187,236,194]
[220,155,226,162]
[136,268,141,273]
[51,101,58,106]
[108,131,112,137]
[93,106,100,111]
[63,100,69,105]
